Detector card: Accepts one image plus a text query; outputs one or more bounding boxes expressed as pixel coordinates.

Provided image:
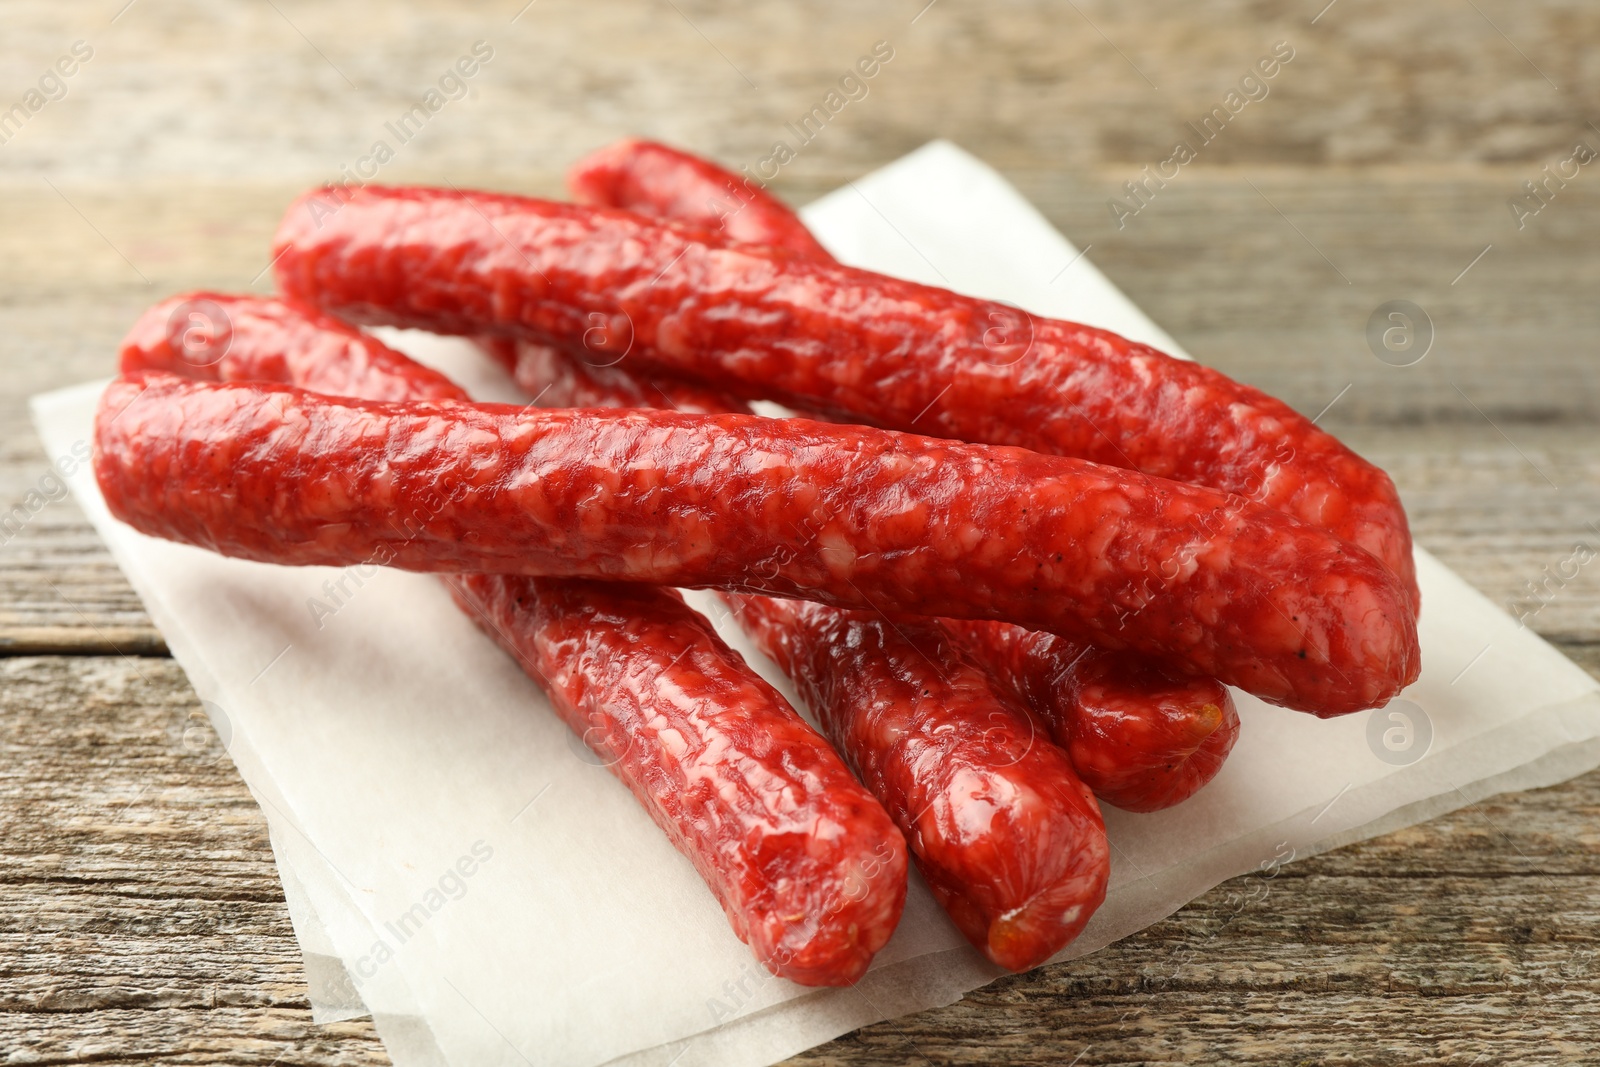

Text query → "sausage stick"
[568,137,832,259]
[95,371,1417,713]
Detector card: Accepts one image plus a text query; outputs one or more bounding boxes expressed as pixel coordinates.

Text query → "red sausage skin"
[94,372,1418,714]
[949,621,1240,813]
[120,293,463,399]
[450,575,908,985]
[478,333,737,416]
[568,138,833,259]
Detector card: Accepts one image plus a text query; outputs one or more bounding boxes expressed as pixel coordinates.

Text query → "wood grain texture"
[2,0,1599,1063]
[0,657,388,1063]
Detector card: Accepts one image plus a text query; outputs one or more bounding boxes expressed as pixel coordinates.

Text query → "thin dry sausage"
[568,137,832,259]
[94,371,1417,714]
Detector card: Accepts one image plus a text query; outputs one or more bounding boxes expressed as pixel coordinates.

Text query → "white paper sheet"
[31,141,1600,1067]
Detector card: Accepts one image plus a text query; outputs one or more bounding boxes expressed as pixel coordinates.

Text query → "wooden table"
[4,1,1599,1062]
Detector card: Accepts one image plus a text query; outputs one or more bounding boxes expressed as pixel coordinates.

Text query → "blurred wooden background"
[2,1,1599,1064]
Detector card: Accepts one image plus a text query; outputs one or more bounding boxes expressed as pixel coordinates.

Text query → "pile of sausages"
[95,139,1421,986]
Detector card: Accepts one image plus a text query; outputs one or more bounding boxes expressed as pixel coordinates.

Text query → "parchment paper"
[31,141,1600,1067]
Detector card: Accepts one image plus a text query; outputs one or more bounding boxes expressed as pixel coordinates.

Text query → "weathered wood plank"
[3,0,1596,185]
[2,1010,389,1067]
